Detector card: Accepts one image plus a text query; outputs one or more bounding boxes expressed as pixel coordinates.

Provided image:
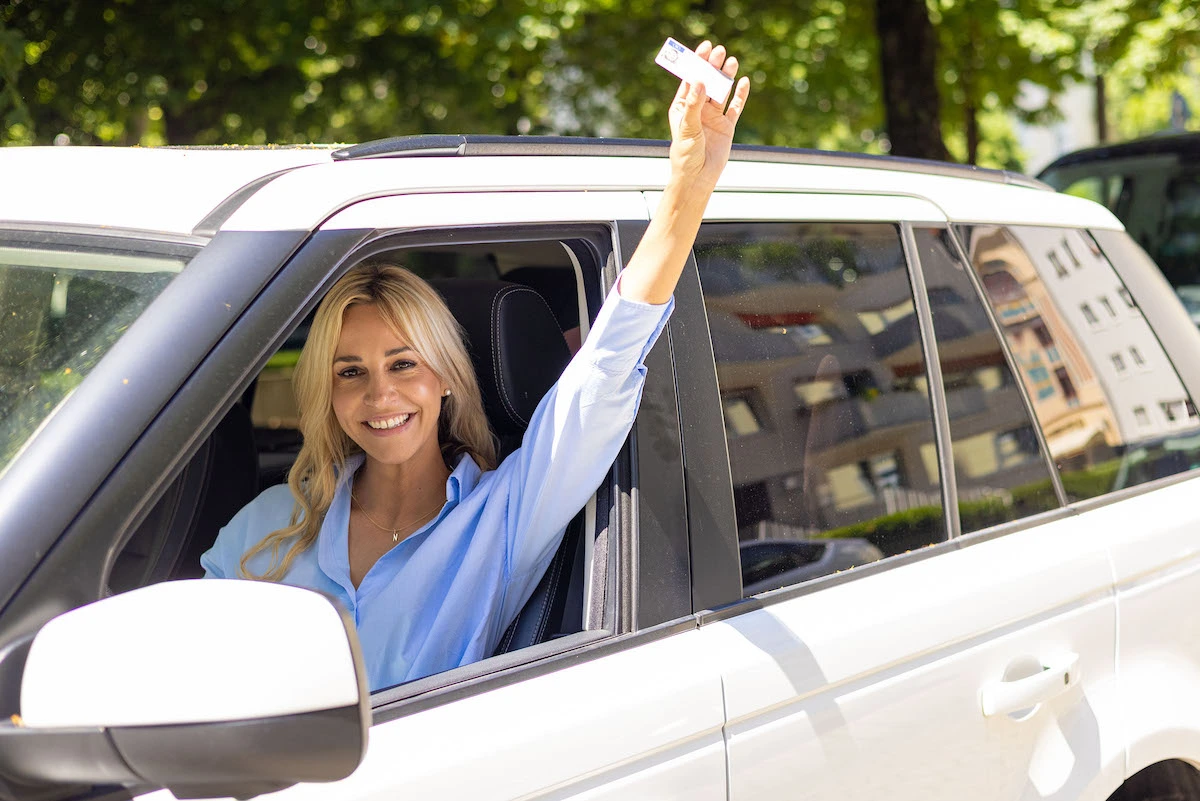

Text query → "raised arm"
[617,41,752,305]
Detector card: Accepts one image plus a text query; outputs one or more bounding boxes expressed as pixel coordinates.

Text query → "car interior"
[110,237,607,670]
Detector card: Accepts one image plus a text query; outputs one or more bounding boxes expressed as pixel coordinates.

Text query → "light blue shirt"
[201,286,672,692]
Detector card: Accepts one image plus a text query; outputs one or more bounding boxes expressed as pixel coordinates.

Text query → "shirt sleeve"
[200,484,296,579]
[492,283,673,619]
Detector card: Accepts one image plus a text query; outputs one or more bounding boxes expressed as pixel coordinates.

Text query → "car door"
[109,189,731,801]
[1006,226,1200,783]
[672,193,1124,801]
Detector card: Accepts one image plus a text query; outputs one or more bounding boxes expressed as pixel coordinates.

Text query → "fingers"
[726,76,751,124]
[680,80,706,134]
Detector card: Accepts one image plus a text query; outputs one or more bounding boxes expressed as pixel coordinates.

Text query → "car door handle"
[980,653,1081,717]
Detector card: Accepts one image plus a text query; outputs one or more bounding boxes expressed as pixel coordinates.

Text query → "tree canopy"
[1,0,1197,169]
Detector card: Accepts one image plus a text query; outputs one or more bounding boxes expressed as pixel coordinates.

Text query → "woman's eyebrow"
[333,346,413,364]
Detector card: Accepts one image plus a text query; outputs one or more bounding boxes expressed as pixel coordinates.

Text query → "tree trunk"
[874,0,948,161]
[965,97,979,165]
[1095,72,1107,143]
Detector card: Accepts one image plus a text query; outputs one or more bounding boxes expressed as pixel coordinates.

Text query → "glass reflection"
[914,229,1060,531]
[695,223,946,596]
[957,225,1200,500]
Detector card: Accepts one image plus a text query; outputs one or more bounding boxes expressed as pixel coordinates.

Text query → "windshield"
[0,236,191,473]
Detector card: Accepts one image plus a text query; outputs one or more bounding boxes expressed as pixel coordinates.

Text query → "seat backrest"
[110,403,259,591]
[428,279,584,652]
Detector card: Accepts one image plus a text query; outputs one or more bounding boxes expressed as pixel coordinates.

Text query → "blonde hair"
[240,264,497,580]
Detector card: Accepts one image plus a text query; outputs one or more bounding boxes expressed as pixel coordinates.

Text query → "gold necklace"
[350,491,443,543]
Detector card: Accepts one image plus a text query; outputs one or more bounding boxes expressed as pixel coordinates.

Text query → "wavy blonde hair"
[240,264,497,580]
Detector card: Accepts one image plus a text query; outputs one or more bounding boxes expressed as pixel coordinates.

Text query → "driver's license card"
[654,38,734,105]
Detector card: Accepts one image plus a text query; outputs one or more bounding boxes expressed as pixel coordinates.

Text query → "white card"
[654,37,734,105]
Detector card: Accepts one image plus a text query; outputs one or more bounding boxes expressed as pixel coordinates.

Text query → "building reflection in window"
[696,222,946,595]
[913,229,1060,530]
[957,224,1200,500]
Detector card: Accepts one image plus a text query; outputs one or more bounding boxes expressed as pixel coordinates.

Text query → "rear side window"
[0,240,186,473]
[1158,169,1200,290]
[695,222,945,595]
[913,229,1060,531]
[956,224,1200,501]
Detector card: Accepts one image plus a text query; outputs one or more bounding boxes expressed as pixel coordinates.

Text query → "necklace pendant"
[392,530,400,544]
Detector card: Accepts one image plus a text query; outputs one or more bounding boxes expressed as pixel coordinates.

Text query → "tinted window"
[957,224,1200,500]
[695,223,946,595]
[914,229,1060,530]
[0,241,185,473]
[1159,169,1200,291]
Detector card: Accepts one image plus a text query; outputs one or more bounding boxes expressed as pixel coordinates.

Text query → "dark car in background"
[1039,132,1200,321]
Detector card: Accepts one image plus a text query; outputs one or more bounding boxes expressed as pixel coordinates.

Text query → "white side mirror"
[0,580,369,799]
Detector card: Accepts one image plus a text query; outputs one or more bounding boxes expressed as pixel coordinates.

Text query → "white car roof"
[0,141,1122,237]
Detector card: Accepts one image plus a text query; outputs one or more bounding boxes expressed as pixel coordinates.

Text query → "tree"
[875,0,946,160]
[1,0,561,146]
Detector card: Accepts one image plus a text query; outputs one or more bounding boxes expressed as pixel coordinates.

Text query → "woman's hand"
[617,41,750,305]
[667,41,751,190]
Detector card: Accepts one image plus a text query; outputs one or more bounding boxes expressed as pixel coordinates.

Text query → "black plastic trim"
[191,169,301,239]
[0,704,362,800]
[332,134,1050,189]
[667,249,743,612]
[613,222,692,628]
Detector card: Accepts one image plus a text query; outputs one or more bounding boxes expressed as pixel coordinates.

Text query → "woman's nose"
[363,373,398,405]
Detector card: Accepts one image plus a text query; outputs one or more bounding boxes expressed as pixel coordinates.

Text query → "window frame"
[0,215,695,737]
[681,215,1096,618]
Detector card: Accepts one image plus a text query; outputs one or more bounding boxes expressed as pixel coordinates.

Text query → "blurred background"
[1,0,1197,173]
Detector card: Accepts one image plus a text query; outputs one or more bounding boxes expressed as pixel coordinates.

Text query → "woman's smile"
[363,412,415,434]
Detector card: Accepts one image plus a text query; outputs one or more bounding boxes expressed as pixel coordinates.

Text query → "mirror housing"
[0,580,369,800]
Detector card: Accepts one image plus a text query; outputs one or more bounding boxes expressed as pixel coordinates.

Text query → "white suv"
[1,136,1200,801]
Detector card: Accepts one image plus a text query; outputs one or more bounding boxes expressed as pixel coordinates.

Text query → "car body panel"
[717,510,1121,801]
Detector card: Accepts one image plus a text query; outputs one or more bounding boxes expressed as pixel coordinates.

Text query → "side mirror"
[0,580,369,800]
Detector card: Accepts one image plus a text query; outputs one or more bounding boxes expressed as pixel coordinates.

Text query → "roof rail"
[331,134,1051,190]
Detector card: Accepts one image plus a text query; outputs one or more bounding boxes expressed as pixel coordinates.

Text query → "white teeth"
[367,413,410,430]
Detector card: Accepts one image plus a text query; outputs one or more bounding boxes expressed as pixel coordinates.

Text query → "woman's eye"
[337,367,362,378]
[392,360,416,371]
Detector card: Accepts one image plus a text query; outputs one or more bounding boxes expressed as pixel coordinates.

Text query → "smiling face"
[331,302,449,471]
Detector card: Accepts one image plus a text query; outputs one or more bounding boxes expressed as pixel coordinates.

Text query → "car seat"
[111,403,259,591]
[428,279,587,654]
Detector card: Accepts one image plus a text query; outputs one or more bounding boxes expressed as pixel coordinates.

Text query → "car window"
[1054,174,1130,214]
[0,240,187,474]
[1158,169,1200,291]
[957,224,1200,501]
[694,222,946,596]
[913,228,1061,531]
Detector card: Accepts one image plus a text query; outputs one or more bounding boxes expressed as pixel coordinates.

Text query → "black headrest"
[430,279,571,438]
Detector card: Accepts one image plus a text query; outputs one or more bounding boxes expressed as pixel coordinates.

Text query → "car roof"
[1039,131,1200,174]
[0,137,1121,237]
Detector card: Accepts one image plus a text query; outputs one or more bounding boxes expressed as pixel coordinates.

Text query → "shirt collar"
[318,451,480,603]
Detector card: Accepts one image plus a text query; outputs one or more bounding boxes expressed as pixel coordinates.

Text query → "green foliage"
[0,19,32,143]
[2,0,1198,164]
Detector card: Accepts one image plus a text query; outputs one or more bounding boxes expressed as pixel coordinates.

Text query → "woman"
[202,41,751,691]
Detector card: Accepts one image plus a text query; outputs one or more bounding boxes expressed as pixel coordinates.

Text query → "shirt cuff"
[583,281,675,373]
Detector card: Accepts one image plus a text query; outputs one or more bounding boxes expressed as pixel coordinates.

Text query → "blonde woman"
[202,41,751,691]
